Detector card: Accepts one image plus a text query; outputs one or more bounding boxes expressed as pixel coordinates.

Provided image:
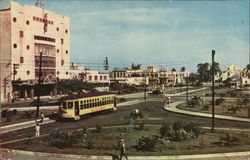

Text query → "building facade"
[84,70,110,92]
[110,66,189,90]
[0,1,70,102]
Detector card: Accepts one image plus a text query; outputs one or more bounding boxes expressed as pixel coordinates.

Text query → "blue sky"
[1,0,249,72]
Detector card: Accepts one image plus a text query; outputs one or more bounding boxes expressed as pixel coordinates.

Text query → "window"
[57,71,60,75]
[26,45,30,50]
[61,39,64,44]
[95,76,98,81]
[61,60,64,66]
[27,70,30,75]
[56,27,59,31]
[65,29,68,33]
[65,50,68,54]
[57,49,59,53]
[20,31,23,38]
[26,20,30,25]
[104,76,107,80]
[100,76,103,81]
[68,102,73,109]
[13,17,17,22]
[66,71,68,75]
[63,102,67,109]
[34,35,55,43]
[89,76,92,81]
[20,57,24,63]
[13,44,17,48]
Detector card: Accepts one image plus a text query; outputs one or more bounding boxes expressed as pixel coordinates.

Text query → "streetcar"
[58,92,117,120]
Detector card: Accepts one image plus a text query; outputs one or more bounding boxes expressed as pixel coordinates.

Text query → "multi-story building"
[0,1,70,102]
[110,66,189,89]
[85,70,110,92]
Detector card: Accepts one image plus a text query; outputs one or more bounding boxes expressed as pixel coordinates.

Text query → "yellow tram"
[58,92,117,120]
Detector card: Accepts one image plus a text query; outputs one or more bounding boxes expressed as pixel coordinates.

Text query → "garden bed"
[2,123,250,156]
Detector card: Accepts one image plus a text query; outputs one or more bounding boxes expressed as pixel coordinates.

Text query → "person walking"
[119,139,128,160]
[40,112,45,123]
[35,123,40,137]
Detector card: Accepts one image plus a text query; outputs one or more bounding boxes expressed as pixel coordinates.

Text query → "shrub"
[86,140,95,149]
[1,109,8,117]
[174,128,188,141]
[12,109,17,115]
[184,122,201,138]
[173,121,184,131]
[82,127,88,134]
[219,133,241,146]
[215,98,225,105]
[160,124,174,137]
[201,105,210,111]
[242,96,250,105]
[136,135,163,151]
[96,124,103,133]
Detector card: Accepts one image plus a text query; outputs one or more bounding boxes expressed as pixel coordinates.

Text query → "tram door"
[75,101,80,116]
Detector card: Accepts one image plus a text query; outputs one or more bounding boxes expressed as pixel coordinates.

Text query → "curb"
[1,148,250,160]
[164,102,250,123]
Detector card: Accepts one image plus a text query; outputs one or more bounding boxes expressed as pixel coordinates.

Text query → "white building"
[110,66,189,88]
[85,70,110,92]
[0,1,70,102]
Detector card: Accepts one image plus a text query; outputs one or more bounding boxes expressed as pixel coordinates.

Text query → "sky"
[1,0,249,72]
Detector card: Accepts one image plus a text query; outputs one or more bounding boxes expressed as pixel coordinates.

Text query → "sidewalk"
[0,118,55,134]
[164,101,250,123]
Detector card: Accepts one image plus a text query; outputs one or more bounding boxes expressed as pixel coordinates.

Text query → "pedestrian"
[40,112,45,123]
[35,123,40,137]
[119,139,128,160]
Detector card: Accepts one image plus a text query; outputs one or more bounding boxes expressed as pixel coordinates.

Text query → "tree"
[171,68,176,72]
[57,80,96,95]
[180,67,186,72]
[197,62,221,83]
[211,62,221,75]
[189,73,198,85]
[131,63,141,70]
[197,63,211,82]
[246,64,250,70]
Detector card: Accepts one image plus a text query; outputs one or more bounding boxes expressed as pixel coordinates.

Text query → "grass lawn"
[2,125,250,156]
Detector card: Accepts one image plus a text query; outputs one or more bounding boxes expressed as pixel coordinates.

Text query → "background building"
[85,70,110,92]
[0,1,70,102]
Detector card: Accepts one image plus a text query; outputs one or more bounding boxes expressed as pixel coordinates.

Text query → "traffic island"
[1,124,250,156]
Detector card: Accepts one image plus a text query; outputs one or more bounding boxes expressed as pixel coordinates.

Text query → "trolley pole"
[36,52,43,118]
[211,50,215,132]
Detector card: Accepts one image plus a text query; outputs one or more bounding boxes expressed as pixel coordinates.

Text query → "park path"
[164,101,250,123]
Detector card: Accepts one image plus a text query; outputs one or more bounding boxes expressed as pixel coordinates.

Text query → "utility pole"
[144,74,146,101]
[186,77,189,103]
[12,63,19,102]
[211,50,215,132]
[36,52,43,118]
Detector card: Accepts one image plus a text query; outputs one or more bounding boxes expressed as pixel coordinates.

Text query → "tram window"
[84,104,87,109]
[80,104,83,109]
[68,102,73,109]
[63,102,67,109]
[80,101,83,104]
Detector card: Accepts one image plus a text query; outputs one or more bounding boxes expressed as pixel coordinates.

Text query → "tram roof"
[59,92,115,101]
